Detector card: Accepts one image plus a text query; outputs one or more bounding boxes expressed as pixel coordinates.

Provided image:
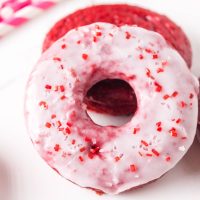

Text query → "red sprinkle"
[172,91,178,97]
[146,153,153,157]
[169,127,178,137]
[54,144,60,152]
[146,68,154,80]
[85,137,92,142]
[139,54,144,59]
[45,84,52,90]
[153,54,158,59]
[115,156,121,162]
[109,33,113,37]
[59,85,65,92]
[96,32,102,36]
[94,190,104,196]
[56,120,62,127]
[145,48,152,53]
[128,75,136,80]
[71,139,76,145]
[39,101,48,109]
[130,164,137,172]
[157,68,164,73]
[77,40,81,44]
[65,127,71,134]
[82,53,89,60]
[90,145,100,154]
[125,31,131,39]
[165,156,171,162]
[61,44,67,49]
[163,94,170,100]
[88,152,94,159]
[189,93,194,99]
[66,122,73,127]
[80,147,86,152]
[53,57,61,62]
[156,121,162,127]
[93,36,97,42]
[154,82,162,92]
[45,122,51,128]
[181,136,187,140]
[141,140,149,147]
[157,127,162,132]
[180,101,187,108]
[60,95,66,100]
[79,156,84,162]
[176,118,182,124]
[152,149,160,157]
[146,68,151,77]
[133,127,140,134]
[51,114,56,119]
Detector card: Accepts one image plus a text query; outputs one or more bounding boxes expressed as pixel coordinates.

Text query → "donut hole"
[84,79,137,127]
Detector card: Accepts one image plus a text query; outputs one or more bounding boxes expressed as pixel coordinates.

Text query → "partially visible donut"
[43,4,192,67]
[197,78,200,141]
[42,4,192,116]
[25,23,199,194]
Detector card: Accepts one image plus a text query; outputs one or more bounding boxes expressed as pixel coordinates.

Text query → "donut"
[43,4,192,67]
[25,23,199,194]
[42,4,192,116]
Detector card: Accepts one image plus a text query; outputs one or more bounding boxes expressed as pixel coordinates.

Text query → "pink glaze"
[25,23,199,194]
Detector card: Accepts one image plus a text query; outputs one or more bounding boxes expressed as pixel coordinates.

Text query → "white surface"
[0,0,200,199]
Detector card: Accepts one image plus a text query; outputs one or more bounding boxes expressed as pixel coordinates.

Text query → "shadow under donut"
[181,138,200,175]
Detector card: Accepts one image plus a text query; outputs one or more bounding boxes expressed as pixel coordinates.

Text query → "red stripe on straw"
[33,1,55,9]
[5,17,28,26]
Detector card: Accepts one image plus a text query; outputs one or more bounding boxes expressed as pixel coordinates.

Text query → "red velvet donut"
[43,4,192,67]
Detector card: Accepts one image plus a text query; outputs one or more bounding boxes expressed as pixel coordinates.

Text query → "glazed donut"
[42,4,192,116]
[25,23,199,194]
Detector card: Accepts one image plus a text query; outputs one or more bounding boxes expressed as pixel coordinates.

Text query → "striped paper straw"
[0,0,63,38]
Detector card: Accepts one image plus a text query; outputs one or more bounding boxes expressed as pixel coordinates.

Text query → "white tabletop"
[0,0,200,200]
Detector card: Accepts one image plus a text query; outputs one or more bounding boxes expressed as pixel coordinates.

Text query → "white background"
[0,0,200,199]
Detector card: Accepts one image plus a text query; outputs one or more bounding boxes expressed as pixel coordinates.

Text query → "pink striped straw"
[0,0,63,38]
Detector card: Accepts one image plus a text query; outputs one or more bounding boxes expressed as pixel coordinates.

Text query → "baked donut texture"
[43,4,192,67]
[25,23,199,194]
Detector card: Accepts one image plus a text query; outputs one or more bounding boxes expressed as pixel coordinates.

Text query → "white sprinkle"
[134,174,140,178]
[99,148,106,153]
[179,146,185,152]
[112,177,119,184]
[105,182,113,187]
